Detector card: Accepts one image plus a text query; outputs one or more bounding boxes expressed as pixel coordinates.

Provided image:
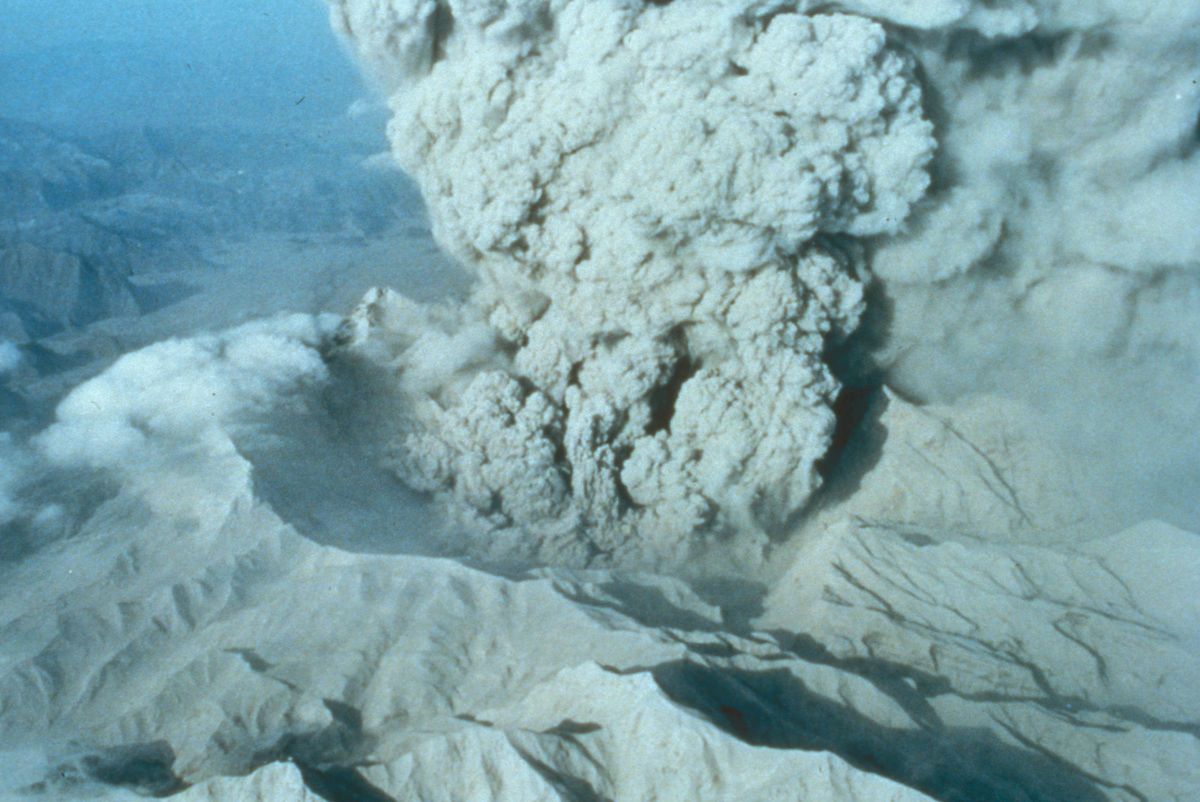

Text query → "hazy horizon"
[1,0,370,132]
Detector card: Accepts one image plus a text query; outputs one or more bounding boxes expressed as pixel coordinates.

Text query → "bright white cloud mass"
[0,1,1197,801]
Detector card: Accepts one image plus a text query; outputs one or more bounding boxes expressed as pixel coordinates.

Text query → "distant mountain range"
[0,114,416,343]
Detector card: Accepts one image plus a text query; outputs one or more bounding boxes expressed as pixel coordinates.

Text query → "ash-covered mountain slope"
[0,316,1196,802]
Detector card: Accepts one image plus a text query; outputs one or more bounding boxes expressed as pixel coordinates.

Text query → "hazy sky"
[0,0,366,129]
[1,0,333,54]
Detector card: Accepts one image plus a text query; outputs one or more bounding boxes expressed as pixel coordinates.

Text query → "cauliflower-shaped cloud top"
[330,0,934,565]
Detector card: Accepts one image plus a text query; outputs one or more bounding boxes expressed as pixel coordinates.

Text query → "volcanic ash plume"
[857,1,1200,531]
[328,0,935,566]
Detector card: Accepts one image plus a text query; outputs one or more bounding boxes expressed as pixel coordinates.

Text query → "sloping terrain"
[0,317,1195,801]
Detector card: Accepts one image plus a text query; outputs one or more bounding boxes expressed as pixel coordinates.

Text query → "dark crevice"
[34,742,187,798]
[296,764,396,802]
[511,745,614,802]
[429,2,455,66]
[783,384,888,532]
[566,360,583,388]
[224,647,274,673]
[646,346,697,436]
[610,442,638,512]
[543,720,603,736]
[815,383,879,484]
[773,631,1200,742]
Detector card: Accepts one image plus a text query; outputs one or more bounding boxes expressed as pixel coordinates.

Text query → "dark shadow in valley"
[647,659,1112,802]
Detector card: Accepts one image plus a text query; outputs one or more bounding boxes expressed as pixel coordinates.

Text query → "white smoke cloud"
[35,315,337,521]
[328,0,938,566]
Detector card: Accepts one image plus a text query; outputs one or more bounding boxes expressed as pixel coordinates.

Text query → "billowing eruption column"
[330,0,934,565]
